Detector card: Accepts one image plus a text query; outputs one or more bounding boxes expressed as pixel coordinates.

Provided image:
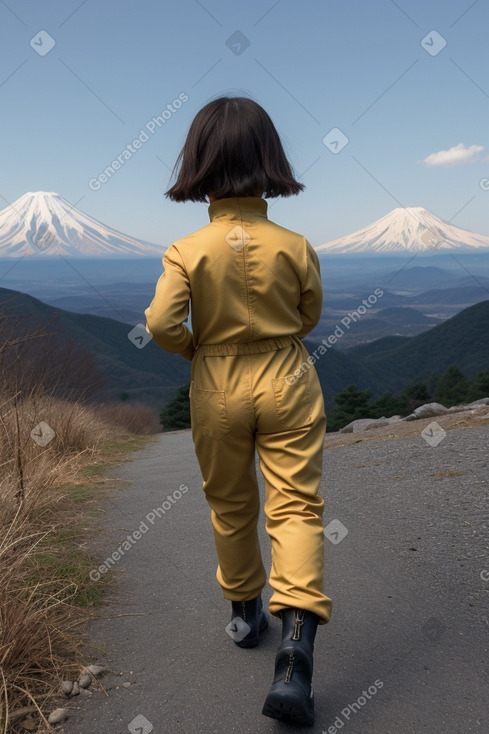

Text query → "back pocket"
[190,383,231,440]
[272,370,313,430]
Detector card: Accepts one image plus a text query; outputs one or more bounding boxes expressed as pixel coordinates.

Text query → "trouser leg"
[256,411,332,624]
[190,354,267,600]
[253,338,332,625]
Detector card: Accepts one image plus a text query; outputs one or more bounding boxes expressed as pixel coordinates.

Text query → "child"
[145,96,332,726]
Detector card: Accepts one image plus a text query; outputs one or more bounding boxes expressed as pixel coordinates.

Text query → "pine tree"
[426,372,441,398]
[368,391,405,419]
[327,384,372,432]
[397,382,431,413]
[399,382,430,403]
[433,365,470,407]
[466,369,489,402]
[160,382,191,431]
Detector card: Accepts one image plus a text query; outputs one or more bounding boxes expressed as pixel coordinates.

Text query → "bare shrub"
[98,401,162,435]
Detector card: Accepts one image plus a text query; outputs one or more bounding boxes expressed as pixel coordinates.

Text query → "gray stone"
[386,415,403,423]
[447,405,472,413]
[366,415,404,428]
[341,414,406,433]
[340,418,384,433]
[467,397,489,407]
[48,708,68,725]
[61,680,73,696]
[413,402,449,419]
[70,681,80,697]
[365,419,390,430]
[78,673,91,689]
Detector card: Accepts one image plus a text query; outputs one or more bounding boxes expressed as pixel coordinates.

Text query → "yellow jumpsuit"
[145,196,332,624]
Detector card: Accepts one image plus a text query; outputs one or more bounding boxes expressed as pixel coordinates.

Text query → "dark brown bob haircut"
[165,96,305,202]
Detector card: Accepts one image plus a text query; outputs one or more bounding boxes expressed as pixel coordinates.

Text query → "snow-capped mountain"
[0,191,162,256]
[317,207,489,254]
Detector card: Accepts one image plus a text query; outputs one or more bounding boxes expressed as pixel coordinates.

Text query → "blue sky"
[1,0,488,248]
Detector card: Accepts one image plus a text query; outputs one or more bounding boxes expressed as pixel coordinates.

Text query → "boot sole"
[262,688,314,726]
[234,612,269,649]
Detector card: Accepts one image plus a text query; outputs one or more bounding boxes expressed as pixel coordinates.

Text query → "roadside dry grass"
[0,396,154,733]
[98,401,161,435]
[0,315,159,733]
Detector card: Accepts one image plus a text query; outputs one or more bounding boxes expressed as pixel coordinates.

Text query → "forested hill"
[308,300,489,406]
[1,286,487,410]
[0,287,191,405]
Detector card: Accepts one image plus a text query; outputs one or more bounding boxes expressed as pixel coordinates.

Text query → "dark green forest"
[160,365,489,432]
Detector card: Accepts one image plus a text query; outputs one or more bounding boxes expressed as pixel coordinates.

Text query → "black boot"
[228,594,269,649]
[262,608,319,726]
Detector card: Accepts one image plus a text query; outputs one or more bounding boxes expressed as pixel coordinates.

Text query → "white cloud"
[423,143,484,168]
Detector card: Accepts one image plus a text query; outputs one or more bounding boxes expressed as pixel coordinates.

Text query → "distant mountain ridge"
[3,193,489,258]
[317,207,489,254]
[1,286,487,410]
[0,191,162,257]
[311,299,489,402]
[349,300,489,375]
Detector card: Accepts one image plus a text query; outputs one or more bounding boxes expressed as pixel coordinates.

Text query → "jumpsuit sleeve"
[296,238,323,338]
[144,244,195,361]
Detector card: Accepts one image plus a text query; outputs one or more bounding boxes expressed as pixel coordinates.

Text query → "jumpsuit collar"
[208,196,268,222]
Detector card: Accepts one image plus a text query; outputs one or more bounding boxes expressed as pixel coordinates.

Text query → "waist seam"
[197,335,296,356]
